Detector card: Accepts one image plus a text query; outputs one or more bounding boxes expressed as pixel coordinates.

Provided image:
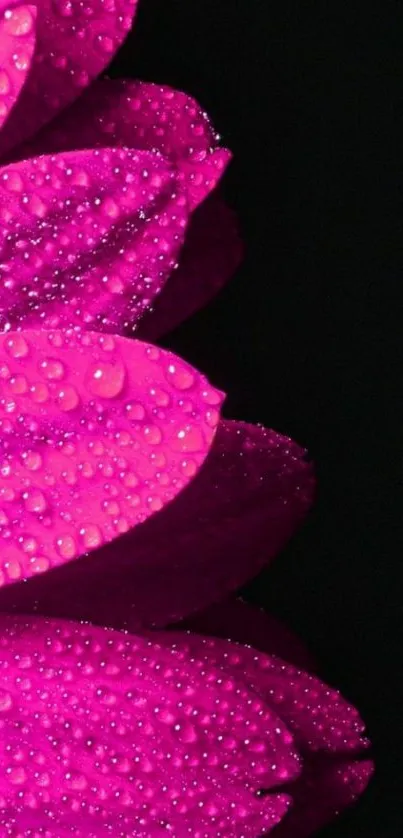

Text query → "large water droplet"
[86,359,126,399]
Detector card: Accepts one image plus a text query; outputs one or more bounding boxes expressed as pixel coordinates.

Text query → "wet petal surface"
[0,420,312,626]
[0,148,188,334]
[17,79,231,209]
[0,329,222,587]
[172,605,374,838]
[0,3,36,133]
[0,615,296,836]
[0,1,138,157]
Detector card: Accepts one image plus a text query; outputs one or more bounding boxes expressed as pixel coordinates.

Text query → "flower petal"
[15,79,231,209]
[272,756,374,838]
[0,420,313,627]
[0,148,189,333]
[0,1,138,157]
[0,329,222,587]
[180,598,317,672]
[151,632,371,756]
[0,614,296,835]
[137,194,243,340]
[176,604,374,836]
[0,4,36,132]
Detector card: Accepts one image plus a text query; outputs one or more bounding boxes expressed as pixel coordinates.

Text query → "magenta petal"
[0,1,138,157]
[0,4,36,132]
[15,79,231,208]
[0,148,189,333]
[272,757,374,838]
[180,598,317,672]
[0,329,222,587]
[0,615,296,835]
[137,194,243,340]
[0,420,313,627]
[174,605,374,836]
[153,632,370,756]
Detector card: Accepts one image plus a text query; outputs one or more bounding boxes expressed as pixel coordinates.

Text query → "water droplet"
[0,690,13,712]
[23,489,48,514]
[79,524,102,549]
[3,5,35,36]
[56,384,79,411]
[9,374,28,394]
[29,382,50,404]
[22,450,43,471]
[166,363,195,390]
[56,535,77,559]
[86,360,126,399]
[39,357,66,380]
[4,334,29,358]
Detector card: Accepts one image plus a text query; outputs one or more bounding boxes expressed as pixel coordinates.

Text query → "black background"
[112,2,401,835]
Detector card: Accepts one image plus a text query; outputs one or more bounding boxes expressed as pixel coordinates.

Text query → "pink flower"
[0,2,240,338]
[0,611,373,836]
[0,327,313,626]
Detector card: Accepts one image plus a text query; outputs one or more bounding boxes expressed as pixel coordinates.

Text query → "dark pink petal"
[0,1,138,158]
[0,615,297,835]
[0,148,189,334]
[0,3,36,132]
[180,598,317,672]
[169,608,374,837]
[15,79,231,209]
[137,194,243,340]
[151,633,371,756]
[0,329,222,587]
[0,420,313,627]
[272,756,374,838]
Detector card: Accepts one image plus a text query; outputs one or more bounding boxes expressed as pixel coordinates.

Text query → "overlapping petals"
[183,600,374,838]
[0,148,190,333]
[0,21,239,339]
[0,0,138,157]
[0,417,313,627]
[0,328,223,587]
[0,613,373,836]
[19,79,232,211]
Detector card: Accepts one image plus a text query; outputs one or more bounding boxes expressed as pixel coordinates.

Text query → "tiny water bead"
[0,616,371,837]
[0,329,223,586]
[0,147,188,335]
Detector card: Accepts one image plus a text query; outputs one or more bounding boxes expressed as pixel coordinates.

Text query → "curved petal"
[175,604,374,837]
[0,148,189,333]
[0,1,138,158]
[180,598,317,672]
[0,329,222,588]
[0,615,297,835]
[137,194,243,340]
[152,632,371,756]
[0,420,313,627]
[15,78,231,209]
[0,3,36,132]
[272,756,374,838]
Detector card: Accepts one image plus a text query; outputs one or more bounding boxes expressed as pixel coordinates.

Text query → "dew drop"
[79,524,102,549]
[4,334,29,358]
[86,360,126,399]
[56,384,80,411]
[56,535,77,559]
[39,357,66,380]
[23,489,48,514]
[166,363,195,390]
